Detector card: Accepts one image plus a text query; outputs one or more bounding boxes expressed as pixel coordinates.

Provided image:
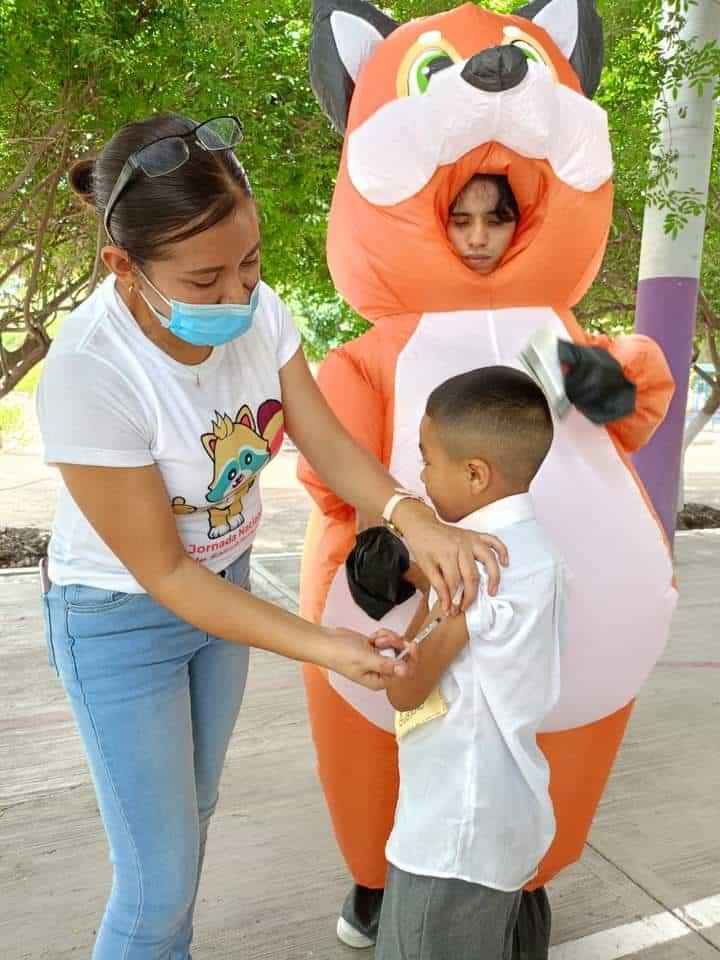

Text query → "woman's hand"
[277,350,508,614]
[392,500,508,614]
[371,629,420,679]
[321,627,413,690]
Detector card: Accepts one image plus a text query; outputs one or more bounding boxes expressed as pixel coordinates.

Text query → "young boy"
[374,366,566,960]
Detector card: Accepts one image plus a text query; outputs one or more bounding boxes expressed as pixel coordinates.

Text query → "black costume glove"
[346,526,416,621]
[558,340,637,425]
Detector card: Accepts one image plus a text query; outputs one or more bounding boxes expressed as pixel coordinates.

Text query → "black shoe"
[337,884,384,948]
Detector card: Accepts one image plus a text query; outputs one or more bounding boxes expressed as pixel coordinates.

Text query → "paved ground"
[1,447,719,959]
[682,440,720,509]
[2,440,719,534]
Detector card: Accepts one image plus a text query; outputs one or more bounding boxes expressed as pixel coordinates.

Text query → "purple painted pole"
[632,278,697,539]
[631,1,719,543]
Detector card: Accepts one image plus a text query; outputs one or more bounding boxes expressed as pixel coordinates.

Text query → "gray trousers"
[375,864,522,960]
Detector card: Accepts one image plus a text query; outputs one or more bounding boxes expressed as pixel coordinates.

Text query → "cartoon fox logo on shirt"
[172,399,284,540]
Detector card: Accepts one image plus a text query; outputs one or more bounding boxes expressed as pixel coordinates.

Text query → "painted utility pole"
[632,0,720,541]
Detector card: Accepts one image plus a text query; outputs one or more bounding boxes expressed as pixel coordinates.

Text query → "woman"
[37,113,506,959]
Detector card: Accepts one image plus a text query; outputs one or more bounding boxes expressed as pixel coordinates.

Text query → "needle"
[393,584,465,661]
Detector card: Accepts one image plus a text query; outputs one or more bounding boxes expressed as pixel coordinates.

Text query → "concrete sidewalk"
[1,448,719,959]
[2,533,719,959]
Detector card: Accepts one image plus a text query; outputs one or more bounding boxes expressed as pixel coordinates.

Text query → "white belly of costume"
[323,308,677,733]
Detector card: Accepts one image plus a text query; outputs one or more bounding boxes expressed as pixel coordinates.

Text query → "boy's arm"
[404,599,429,642]
[397,562,432,642]
[403,560,431,596]
[384,600,470,712]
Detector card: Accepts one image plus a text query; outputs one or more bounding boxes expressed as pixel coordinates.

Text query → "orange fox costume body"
[299,0,677,891]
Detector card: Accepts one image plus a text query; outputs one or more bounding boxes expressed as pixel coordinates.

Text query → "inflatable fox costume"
[299,0,677,914]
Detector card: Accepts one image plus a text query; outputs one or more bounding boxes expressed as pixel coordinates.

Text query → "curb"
[1,531,717,580]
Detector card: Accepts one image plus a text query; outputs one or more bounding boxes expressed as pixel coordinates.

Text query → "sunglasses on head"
[103,115,244,243]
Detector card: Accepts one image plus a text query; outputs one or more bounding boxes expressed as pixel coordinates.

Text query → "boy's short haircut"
[426,366,554,489]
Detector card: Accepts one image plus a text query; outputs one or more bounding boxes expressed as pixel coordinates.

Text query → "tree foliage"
[0,0,346,393]
[580,0,719,334]
[586,0,720,446]
[0,0,718,398]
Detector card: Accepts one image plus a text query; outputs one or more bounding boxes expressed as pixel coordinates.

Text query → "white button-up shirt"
[386,493,566,891]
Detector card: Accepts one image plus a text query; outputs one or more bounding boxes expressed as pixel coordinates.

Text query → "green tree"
[0,0,718,400]
[579,0,719,329]
[586,0,719,472]
[0,0,351,396]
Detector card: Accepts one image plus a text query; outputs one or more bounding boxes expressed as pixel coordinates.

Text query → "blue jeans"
[42,551,251,960]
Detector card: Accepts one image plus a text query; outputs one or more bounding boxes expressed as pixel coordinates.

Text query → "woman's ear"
[101,245,135,285]
[467,458,491,493]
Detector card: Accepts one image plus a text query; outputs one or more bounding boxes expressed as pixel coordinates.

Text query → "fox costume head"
[310,0,613,318]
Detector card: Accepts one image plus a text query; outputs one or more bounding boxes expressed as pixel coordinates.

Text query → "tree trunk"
[632,0,720,543]
[0,272,90,398]
[0,335,49,396]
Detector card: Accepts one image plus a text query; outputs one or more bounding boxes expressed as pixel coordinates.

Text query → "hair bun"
[68,157,97,207]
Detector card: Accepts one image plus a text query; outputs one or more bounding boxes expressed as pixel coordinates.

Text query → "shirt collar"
[454,493,535,534]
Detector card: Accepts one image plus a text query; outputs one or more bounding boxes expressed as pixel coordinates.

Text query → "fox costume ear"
[310,0,399,134]
[516,0,603,98]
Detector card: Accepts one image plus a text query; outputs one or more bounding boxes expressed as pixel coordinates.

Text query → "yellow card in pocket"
[395,686,448,740]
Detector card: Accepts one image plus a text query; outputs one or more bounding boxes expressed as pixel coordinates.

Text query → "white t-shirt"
[37,275,301,592]
[386,494,566,891]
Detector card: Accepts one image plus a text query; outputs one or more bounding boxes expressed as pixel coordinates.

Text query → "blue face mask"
[137,270,260,347]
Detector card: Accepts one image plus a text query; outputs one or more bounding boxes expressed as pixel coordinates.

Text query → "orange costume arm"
[298,344,386,521]
[585,333,675,453]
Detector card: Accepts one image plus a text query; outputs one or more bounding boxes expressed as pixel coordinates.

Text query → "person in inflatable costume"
[299,0,677,952]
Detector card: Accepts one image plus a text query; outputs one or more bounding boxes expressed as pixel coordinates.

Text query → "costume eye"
[228,468,238,482]
[243,452,253,467]
[501,26,558,80]
[397,31,462,98]
[511,40,544,65]
[410,49,454,95]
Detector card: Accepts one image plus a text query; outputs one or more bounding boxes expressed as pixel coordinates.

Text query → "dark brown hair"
[451,174,520,223]
[68,113,252,264]
[426,366,553,488]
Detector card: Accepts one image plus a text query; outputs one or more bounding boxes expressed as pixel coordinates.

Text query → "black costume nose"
[461,45,529,93]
